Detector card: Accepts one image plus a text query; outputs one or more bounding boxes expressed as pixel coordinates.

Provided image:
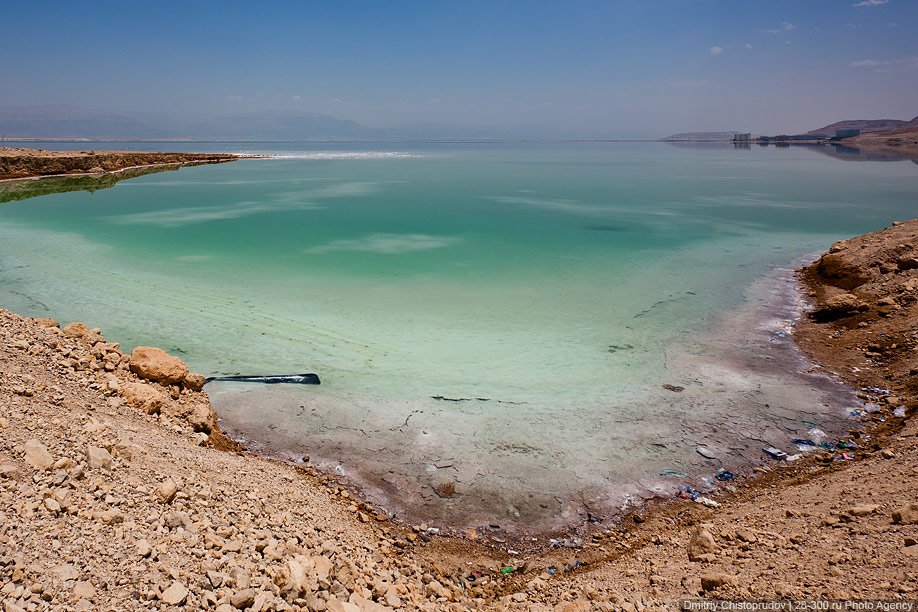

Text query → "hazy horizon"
[3,1,918,139]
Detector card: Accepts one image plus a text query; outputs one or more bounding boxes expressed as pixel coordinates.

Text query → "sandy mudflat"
[0,217,916,609]
[0,147,239,181]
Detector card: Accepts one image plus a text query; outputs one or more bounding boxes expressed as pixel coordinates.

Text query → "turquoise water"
[1,142,915,531]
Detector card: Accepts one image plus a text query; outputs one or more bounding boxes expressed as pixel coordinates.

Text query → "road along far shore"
[0,147,242,182]
[1,219,916,610]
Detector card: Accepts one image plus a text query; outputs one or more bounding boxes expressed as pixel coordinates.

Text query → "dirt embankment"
[0,147,238,181]
[1,221,917,610]
[843,127,918,157]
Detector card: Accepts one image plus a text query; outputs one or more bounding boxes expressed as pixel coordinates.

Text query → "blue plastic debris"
[715,469,735,481]
[677,484,701,501]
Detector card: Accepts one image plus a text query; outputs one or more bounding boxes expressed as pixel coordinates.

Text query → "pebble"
[160,580,189,605]
[22,439,54,471]
[847,504,880,517]
[73,580,96,600]
[230,588,256,609]
[156,477,179,503]
[701,574,733,592]
[86,445,112,470]
[136,539,153,558]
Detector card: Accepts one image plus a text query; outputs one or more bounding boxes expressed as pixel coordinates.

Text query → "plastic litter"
[677,484,701,501]
[500,566,515,575]
[807,428,827,443]
[660,468,689,478]
[894,406,906,418]
[565,560,582,572]
[785,454,802,462]
[547,567,556,575]
[763,447,787,460]
[334,465,345,474]
[695,496,720,508]
[714,469,735,481]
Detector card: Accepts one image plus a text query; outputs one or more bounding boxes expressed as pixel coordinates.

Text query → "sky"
[2,0,916,138]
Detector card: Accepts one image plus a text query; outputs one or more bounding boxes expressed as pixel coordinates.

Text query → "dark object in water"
[204,373,321,385]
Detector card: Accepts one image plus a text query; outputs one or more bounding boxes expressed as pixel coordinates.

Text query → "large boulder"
[687,525,720,562]
[62,322,103,343]
[129,346,188,385]
[187,401,217,433]
[809,293,868,322]
[121,381,169,415]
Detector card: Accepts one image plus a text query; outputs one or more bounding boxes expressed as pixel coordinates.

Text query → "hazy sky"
[3,0,916,138]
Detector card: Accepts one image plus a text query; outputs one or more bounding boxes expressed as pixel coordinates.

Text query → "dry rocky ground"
[0,148,238,181]
[1,220,917,611]
[844,126,918,157]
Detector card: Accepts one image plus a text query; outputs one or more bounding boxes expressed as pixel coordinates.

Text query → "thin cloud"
[709,46,724,55]
[849,56,918,69]
[225,94,243,101]
[744,43,754,49]
[853,0,888,6]
[768,22,797,34]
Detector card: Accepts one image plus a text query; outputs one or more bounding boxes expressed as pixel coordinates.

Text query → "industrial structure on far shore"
[734,128,861,144]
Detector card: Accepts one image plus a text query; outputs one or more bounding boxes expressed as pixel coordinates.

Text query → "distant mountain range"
[805,117,918,136]
[0,105,379,140]
[662,116,918,142]
[0,104,596,141]
[659,131,738,142]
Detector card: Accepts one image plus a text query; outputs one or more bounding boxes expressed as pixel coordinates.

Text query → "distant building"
[732,133,752,142]
[835,128,861,139]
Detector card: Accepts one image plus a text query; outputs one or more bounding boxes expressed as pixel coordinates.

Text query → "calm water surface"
[1,142,915,532]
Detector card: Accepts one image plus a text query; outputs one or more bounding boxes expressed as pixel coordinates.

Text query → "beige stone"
[121,381,168,415]
[129,346,188,385]
[22,439,54,470]
[687,525,720,562]
[156,477,179,503]
[73,580,96,600]
[184,372,206,392]
[701,574,733,592]
[230,588,256,609]
[893,504,918,525]
[160,580,189,606]
[86,445,112,470]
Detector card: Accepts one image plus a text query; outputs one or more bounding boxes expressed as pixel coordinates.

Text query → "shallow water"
[1,142,915,532]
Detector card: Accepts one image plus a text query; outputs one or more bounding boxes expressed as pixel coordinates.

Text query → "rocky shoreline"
[1,220,917,610]
[0,148,239,182]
